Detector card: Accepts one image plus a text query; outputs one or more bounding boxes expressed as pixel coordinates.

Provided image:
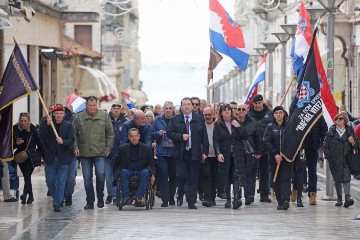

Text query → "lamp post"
[317,0,346,200]
[261,42,279,101]
[254,47,266,56]
[296,5,326,27]
[272,32,291,98]
[280,23,297,38]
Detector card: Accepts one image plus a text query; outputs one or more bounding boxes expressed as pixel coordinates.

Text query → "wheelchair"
[116,174,155,210]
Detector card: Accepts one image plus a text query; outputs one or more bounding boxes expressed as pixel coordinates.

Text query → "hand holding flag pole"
[36,89,59,138]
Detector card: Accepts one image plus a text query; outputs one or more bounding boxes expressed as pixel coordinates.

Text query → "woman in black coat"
[213,104,248,209]
[263,106,293,210]
[13,112,44,205]
[323,112,358,208]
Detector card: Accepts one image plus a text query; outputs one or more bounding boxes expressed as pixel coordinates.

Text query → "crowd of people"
[1,94,360,212]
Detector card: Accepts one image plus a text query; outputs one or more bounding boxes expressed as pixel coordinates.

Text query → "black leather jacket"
[263,121,286,158]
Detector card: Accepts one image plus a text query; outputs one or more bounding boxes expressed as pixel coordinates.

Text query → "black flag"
[281,28,323,162]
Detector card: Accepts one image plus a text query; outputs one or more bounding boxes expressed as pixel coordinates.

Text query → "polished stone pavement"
[1,166,360,240]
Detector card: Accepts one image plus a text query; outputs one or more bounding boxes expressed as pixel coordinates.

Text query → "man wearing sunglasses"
[191,97,201,115]
[247,94,272,203]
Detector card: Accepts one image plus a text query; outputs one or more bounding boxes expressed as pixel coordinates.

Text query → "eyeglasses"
[335,117,345,121]
[192,103,199,106]
[238,108,247,111]
[204,114,213,117]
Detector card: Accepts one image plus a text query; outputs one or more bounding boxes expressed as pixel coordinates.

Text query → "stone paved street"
[1,166,360,240]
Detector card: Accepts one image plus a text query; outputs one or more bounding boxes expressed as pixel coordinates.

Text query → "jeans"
[120,169,150,198]
[104,158,116,198]
[157,156,177,203]
[45,156,69,207]
[80,157,105,203]
[65,156,77,198]
[305,148,318,194]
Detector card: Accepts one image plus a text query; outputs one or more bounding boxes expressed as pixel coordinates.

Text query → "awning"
[63,36,101,59]
[76,65,119,102]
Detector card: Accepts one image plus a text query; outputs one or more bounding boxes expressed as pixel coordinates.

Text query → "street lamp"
[261,41,280,101]
[272,32,291,98]
[280,23,297,38]
[254,47,267,56]
[297,5,326,26]
[317,0,346,200]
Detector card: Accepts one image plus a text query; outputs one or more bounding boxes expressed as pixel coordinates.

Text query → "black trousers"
[292,153,307,196]
[218,154,242,200]
[270,158,293,205]
[202,157,218,201]
[258,154,270,198]
[176,150,200,205]
[245,155,257,199]
[18,159,34,196]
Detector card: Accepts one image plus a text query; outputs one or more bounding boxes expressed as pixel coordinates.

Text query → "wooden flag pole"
[273,162,280,182]
[279,76,296,106]
[36,89,59,138]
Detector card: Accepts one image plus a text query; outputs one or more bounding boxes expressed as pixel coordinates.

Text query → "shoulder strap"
[25,133,33,150]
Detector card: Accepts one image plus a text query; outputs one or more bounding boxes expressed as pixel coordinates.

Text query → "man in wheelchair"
[113,128,155,207]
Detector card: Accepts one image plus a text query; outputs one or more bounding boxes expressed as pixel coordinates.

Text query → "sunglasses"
[335,117,345,121]
[238,108,247,111]
[20,112,29,116]
[192,103,199,106]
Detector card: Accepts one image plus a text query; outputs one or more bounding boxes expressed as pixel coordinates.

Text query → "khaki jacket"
[73,110,114,157]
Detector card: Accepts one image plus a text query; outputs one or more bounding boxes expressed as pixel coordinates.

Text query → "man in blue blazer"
[167,97,209,209]
[39,105,75,212]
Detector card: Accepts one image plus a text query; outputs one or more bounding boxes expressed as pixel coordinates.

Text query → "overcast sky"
[138,0,235,105]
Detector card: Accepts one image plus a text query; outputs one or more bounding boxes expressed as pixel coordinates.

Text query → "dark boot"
[27,192,34,204]
[335,194,343,207]
[343,194,354,208]
[65,196,73,206]
[20,193,27,205]
[232,190,242,209]
[224,199,231,208]
[297,196,304,207]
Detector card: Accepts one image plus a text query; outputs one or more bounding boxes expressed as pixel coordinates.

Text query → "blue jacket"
[152,115,174,157]
[121,120,152,147]
[109,112,126,160]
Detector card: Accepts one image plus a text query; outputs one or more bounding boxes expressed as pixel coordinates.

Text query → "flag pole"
[279,75,296,106]
[36,89,59,138]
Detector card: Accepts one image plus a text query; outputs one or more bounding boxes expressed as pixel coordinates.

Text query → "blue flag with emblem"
[0,43,39,160]
[280,28,323,162]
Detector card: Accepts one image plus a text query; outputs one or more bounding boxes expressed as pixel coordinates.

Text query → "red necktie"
[185,116,190,148]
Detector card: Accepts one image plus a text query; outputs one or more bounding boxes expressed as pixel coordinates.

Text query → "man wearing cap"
[73,96,114,210]
[39,105,75,212]
[105,103,126,205]
[247,94,273,203]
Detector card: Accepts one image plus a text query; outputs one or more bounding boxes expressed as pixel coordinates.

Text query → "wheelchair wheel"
[145,201,150,210]
[119,204,123,210]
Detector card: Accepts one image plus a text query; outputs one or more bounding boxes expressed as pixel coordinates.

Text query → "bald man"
[121,110,152,147]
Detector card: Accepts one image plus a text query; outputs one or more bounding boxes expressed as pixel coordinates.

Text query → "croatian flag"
[314,41,338,127]
[209,0,250,71]
[244,54,266,107]
[291,1,312,76]
[65,93,86,113]
[120,92,135,109]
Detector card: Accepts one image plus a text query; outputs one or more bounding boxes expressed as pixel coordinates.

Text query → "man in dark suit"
[39,105,75,212]
[113,128,155,206]
[167,97,209,209]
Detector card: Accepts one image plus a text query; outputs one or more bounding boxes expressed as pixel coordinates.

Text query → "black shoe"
[65,196,72,206]
[343,195,354,208]
[113,199,117,205]
[169,198,175,205]
[134,197,145,207]
[282,201,289,210]
[199,193,204,202]
[260,197,271,203]
[335,200,343,207]
[277,205,283,210]
[27,196,34,204]
[161,202,169,207]
[202,200,212,207]
[245,196,254,205]
[188,203,197,209]
[105,196,112,204]
[47,190,51,196]
[54,206,61,212]
[232,200,242,209]
[177,196,183,206]
[20,194,26,205]
[210,200,216,206]
[84,203,94,210]
[97,200,105,208]
[224,199,231,208]
[297,198,304,207]
[4,197,18,202]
